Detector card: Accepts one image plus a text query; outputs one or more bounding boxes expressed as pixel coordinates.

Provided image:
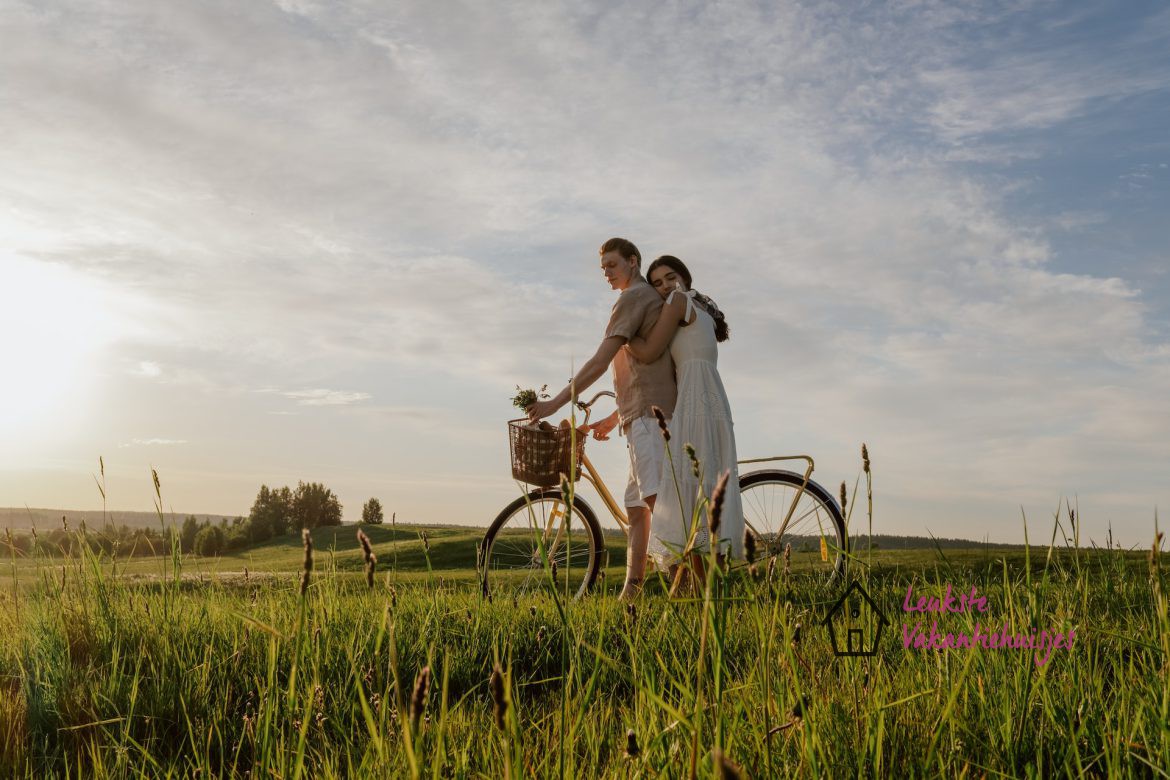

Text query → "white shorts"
[624,416,666,509]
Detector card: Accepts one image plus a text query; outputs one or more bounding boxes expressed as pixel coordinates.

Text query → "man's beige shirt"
[604,278,677,429]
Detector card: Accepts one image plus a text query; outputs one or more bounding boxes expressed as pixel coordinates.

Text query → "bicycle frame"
[568,390,819,544]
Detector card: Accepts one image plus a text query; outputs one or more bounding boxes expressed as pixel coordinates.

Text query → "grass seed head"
[357,529,376,589]
[489,663,507,730]
[861,442,870,474]
[839,481,847,515]
[708,470,730,535]
[714,749,744,779]
[625,728,641,759]
[684,443,700,478]
[783,543,792,577]
[300,528,313,596]
[410,666,431,725]
[550,559,558,580]
[744,530,757,564]
[651,405,670,441]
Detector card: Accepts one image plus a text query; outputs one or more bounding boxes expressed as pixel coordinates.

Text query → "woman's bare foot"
[618,577,643,601]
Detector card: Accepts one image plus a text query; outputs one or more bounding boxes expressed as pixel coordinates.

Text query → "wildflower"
[651,405,670,441]
[357,529,376,589]
[625,728,641,759]
[410,666,431,727]
[300,528,313,596]
[708,470,730,536]
[489,663,507,730]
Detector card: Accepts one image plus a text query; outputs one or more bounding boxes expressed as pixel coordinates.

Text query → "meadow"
[1,514,1167,778]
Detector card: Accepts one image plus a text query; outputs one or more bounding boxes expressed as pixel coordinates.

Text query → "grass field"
[1,517,1167,777]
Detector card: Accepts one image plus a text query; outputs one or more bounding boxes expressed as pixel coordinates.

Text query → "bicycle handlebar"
[575,390,615,410]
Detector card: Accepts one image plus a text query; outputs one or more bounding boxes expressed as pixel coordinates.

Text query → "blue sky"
[1,0,1167,546]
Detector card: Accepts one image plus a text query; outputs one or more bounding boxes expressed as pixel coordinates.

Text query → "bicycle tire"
[479,488,604,600]
[738,469,847,581]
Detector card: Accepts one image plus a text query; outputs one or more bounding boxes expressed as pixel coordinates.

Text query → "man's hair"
[599,237,641,269]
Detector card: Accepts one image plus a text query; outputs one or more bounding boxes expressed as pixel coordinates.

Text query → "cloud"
[120,438,188,447]
[281,389,372,407]
[2,0,1167,542]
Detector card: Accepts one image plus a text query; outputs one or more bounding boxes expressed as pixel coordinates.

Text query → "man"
[527,237,676,600]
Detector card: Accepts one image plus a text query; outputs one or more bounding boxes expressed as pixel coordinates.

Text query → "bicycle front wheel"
[739,470,847,581]
[479,488,603,600]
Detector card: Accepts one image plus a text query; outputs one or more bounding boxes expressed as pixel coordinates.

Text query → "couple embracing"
[527,237,743,599]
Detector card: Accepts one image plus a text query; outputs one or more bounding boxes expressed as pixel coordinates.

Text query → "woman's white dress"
[648,289,744,567]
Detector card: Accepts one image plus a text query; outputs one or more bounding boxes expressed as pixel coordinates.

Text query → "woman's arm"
[626,292,689,363]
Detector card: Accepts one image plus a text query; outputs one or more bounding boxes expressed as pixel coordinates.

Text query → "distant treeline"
[3,481,346,558]
[848,534,1019,550]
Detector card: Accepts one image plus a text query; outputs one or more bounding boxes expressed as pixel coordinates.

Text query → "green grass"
[1,521,1167,777]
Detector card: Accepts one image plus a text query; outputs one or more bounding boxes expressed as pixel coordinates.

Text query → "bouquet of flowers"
[510,384,549,411]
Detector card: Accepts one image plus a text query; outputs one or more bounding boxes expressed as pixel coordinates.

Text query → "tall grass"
[0,465,1166,776]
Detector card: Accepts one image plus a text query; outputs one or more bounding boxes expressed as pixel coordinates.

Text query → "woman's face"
[649,266,688,299]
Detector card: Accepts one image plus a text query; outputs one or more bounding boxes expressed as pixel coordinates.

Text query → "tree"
[250,484,294,539]
[361,497,385,525]
[292,481,343,529]
[180,515,202,553]
[194,525,225,557]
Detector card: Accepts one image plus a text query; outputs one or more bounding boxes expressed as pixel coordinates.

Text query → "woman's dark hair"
[646,255,730,342]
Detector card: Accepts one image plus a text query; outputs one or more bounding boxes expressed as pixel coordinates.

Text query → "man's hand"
[526,398,562,424]
[588,410,619,441]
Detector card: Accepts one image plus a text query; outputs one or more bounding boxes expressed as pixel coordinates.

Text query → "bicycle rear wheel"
[739,469,847,581]
[479,488,603,600]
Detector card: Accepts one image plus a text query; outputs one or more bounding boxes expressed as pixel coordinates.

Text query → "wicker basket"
[508,419,585,487]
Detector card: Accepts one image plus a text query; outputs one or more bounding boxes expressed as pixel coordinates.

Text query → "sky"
[2,0,1167,547]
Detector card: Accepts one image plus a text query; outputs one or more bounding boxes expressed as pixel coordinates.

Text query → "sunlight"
[1,255,124,437]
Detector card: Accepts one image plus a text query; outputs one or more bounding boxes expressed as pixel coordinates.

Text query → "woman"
[624,255,743,587]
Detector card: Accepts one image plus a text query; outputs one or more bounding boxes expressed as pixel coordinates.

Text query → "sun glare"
[1,256,124,439]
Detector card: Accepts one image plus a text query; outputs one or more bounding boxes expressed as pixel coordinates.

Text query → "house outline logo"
[822,580,889,657]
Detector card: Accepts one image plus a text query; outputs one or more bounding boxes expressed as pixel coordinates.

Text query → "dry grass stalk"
[300,528,313,596]
[410,666,431,726]
[713,749,744,779]
[684,443,700,479]
[489,663,507,730]
[708,470,730,536]
[357,529,376,589]
[625,728,641,759]
[651,405,670,441]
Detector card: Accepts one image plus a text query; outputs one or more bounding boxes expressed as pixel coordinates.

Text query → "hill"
[0,507,239,531]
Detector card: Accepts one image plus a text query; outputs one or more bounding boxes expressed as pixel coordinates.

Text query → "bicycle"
[478,390,848,599]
